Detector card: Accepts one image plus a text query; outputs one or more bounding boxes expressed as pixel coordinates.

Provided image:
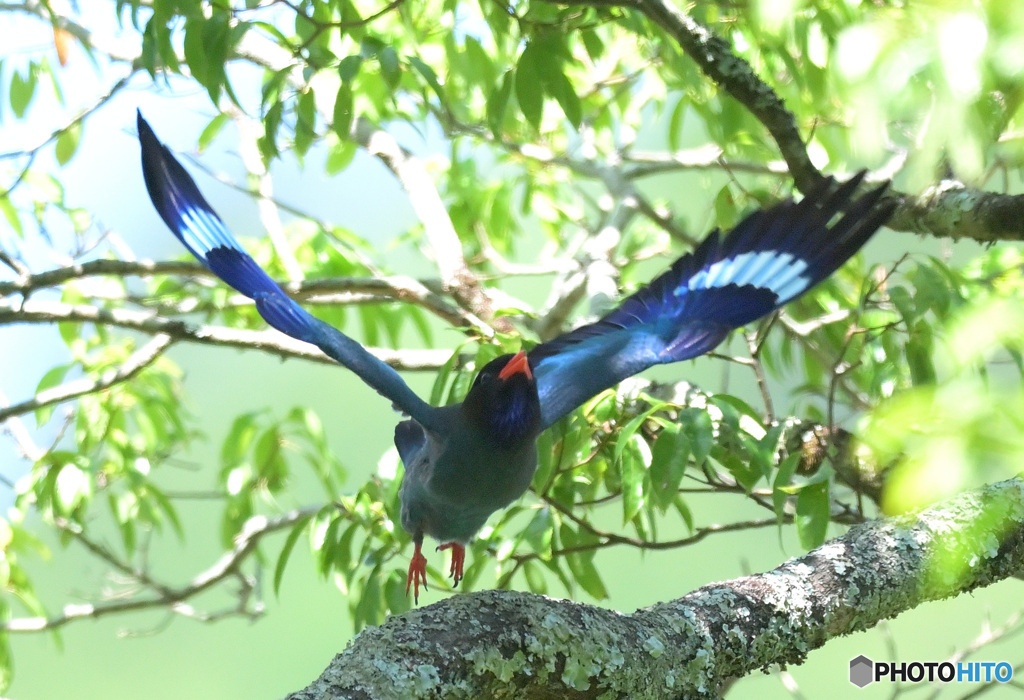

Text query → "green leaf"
[199,13,232,104]
[338,54,363,83]
[515,44,544,130]
[532,427,558,492]
[34,363,70,426]
[795,479,830,549]
[650,423,690,510]
[668,96,687,152]
[408,55,444,101]
[259,101,284,160]
[561,526,608,599]
[907,319,936,386]
[0,195,22,237]
[710,394,762,425]
[326,139,356,174]
[673,494,694,532]
[487,71,514,138]
[680,408,714,466]
[147,483,184,540]
[221,411,261,467]
[383,569,411,614]
[581,29,605,61]
[714,451,760,492]
[183,18,210,95]
[353,568,383,631]
[889,285,916,323]
[54,122,82,166]
[332,83,353,139]
[612,404,662,464]
[546,69,581,128]
[463,36,495,87]
[57,320,79,346]
[10,65,37,118]
[253,425,285,488]
[379,45,401,90]
[714,184,738,229]
[428,347,463,406]
[0,609,12,691]
[274,514,312,595]
[620,443,646,523]
[771,452,802,522]
[140,18,159,76]
[523,560,548,594]
[198,113,231,151]
[521,506,554,558]
[294,88,316,157]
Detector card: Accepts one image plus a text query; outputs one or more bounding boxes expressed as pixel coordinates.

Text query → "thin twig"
[0,333,174,424]
[2,506,320,633]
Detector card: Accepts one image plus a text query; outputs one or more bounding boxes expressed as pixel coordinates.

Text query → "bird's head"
[462,350,542,448]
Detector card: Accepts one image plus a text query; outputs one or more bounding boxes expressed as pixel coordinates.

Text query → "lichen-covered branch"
[890,179,1024,243]
[286,478,1024,700]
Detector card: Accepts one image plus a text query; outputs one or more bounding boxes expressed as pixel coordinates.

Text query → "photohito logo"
[850,655,1014,687]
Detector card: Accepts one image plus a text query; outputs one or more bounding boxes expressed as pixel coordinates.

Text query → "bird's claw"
[406,538,428,604]
[437,542,465,587]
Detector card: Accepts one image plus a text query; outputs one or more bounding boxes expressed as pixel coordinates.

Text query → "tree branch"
[889,178,1024,244]
[229,107,305,282]
[544,0,1024,246]
[0,333,173,424]
[579,0,818,188]
[0,298,451,372]
[3,506,320,633]
[230,30,505,332]
[0,257,483,328]
[350,118,500,329]
[287,478,1024,699]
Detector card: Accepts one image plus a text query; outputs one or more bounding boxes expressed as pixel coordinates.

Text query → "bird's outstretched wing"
[530,172,896,430]
[137,111,440,431]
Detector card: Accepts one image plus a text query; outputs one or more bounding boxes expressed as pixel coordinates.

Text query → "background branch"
[3,506,320,633]
[0,333,173,424]
[0,298,451,373]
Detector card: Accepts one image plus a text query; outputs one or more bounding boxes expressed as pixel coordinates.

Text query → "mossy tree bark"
[287,479,1024,699]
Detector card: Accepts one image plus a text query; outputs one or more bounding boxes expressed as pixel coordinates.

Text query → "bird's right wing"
[137,111,440,431]
[530,173,896,430]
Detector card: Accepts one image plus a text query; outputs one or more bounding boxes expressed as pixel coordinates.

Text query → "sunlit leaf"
[795,479,830,549]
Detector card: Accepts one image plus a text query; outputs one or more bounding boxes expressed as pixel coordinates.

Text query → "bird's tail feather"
[138,110,315,342]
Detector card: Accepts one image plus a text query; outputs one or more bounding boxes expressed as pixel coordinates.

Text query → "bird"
[137,110,896,603]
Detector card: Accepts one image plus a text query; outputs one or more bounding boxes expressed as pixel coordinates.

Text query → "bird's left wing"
[530,173,896,430]
[137,111,440,431]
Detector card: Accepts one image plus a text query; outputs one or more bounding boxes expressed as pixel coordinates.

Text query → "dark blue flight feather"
[137,111,441,432]
[530,172,895,429]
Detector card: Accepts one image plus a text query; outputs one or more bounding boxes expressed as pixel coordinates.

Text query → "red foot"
[437,542,465,587]
[406,535,428,604]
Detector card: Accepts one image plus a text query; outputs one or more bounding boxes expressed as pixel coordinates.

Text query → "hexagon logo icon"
[850,655,874,688]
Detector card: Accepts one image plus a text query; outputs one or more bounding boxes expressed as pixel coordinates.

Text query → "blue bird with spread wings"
[137,111,895,602]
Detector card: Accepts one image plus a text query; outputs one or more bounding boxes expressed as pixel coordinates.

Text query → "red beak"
[498,350,532,381]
